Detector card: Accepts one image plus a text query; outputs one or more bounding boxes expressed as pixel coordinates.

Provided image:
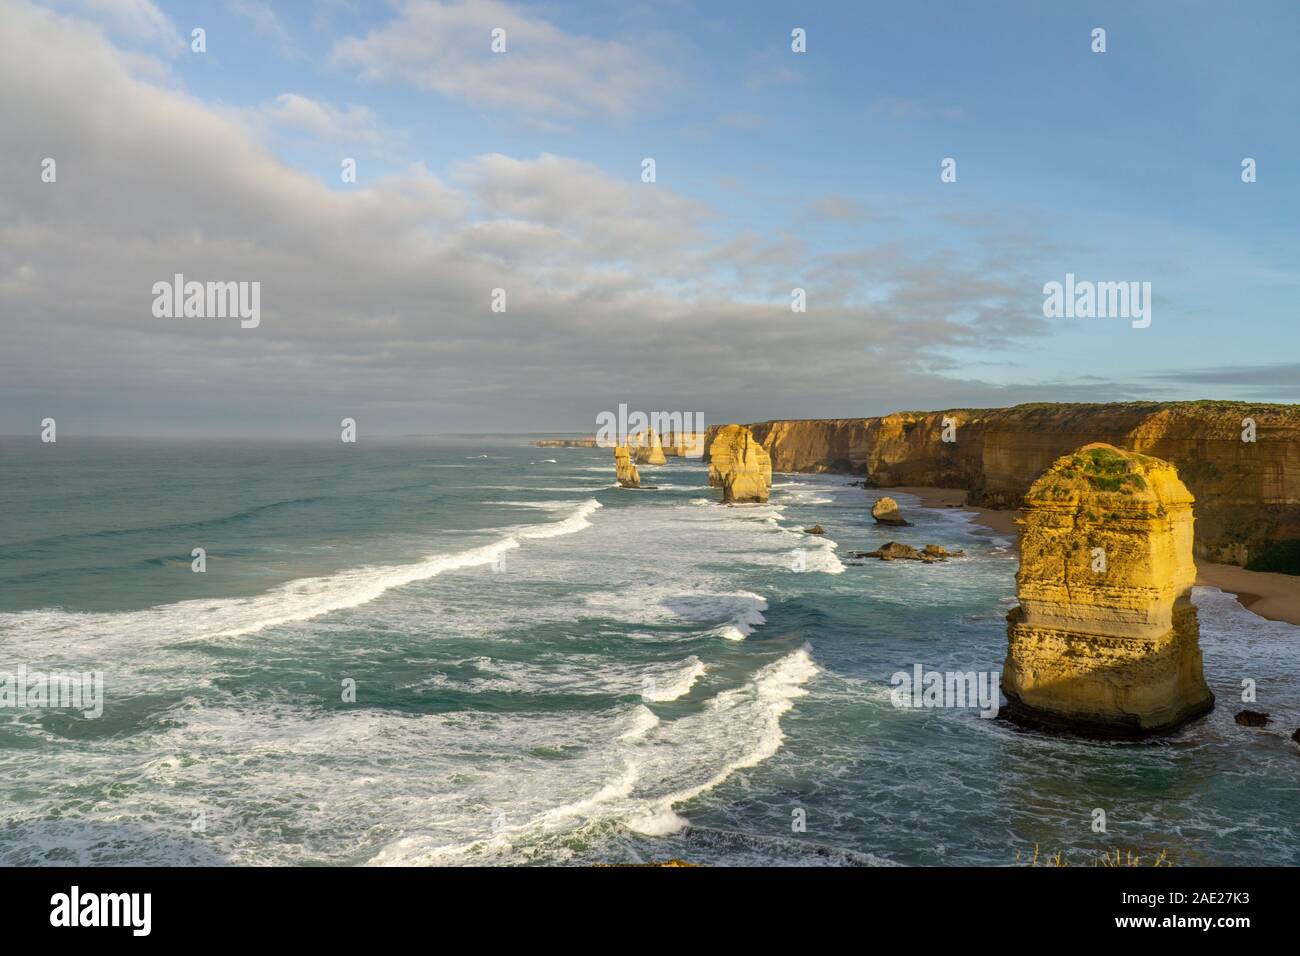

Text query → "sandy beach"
[884,485,1300,627]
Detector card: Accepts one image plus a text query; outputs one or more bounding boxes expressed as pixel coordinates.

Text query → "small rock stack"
[870,496,911,526]
[614,445,640,488]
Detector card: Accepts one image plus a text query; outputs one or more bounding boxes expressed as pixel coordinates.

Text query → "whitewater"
[1,437,1296,866]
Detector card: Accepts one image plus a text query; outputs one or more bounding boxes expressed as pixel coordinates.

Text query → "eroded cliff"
[707,424,772,503]
[702,402,1300,565]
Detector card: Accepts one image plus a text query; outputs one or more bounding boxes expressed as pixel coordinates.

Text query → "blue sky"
[3,0,1298,434]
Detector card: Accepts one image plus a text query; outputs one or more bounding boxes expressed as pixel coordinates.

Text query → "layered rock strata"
[614,445,640,488]
[707,424,772,503]
[701,402,1300,566]
[1001,444,1214,737]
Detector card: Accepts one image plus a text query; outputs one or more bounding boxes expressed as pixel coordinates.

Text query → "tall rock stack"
[1002,444,1214,737]
[707,424,772,503]
[614,445,640,488]
[663,432,706,458]
[633,429,668,466]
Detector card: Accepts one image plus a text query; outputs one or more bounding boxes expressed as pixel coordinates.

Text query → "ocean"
[1,437,1297,866]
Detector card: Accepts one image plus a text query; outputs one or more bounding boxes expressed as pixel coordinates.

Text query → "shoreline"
[882,485,1300,628]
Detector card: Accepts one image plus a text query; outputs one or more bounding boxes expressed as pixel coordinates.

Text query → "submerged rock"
[804,525,826,535]
[922,544,963,559]
[707,424,772,503]
[867,541,919,561]
[870,496,911,526]
[861,541,963,562]
[1002,444,1214,738]
[1235,710,1271,728]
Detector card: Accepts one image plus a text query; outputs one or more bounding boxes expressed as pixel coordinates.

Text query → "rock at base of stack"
[614,445,640,488]
[707,424,772,503]
[1002,443,1213,737]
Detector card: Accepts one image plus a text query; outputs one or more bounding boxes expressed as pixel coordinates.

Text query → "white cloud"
[225,0,300,58]
[233,93,403,151]
[332,0,672,120]
[50,0,184,52]
[1,0,1053,435]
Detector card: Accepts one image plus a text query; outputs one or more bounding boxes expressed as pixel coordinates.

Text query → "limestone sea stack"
[614,445,640,488]
[663,432,706,458]
[706,424,772,503]
[1002,444,1214,737]
[870,496,911,526]
[633,429,668,466]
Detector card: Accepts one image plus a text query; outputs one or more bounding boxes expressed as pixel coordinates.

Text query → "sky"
[1,0,1297,437]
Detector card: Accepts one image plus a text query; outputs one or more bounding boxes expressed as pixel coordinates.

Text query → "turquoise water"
[1,437,1297,866]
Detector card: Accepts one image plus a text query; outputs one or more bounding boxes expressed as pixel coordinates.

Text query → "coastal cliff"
[707,424,772,503]
[702,402,1300,566]
[1001,445,1214,737]
[531,438,601,448]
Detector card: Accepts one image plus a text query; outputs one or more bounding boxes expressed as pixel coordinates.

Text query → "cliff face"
[1001,445,1214,737]
[707,424,772,503]
[702,402,1300,565]
[531,438,600,448]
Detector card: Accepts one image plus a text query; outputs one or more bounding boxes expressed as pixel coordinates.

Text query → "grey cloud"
[331,0,673,121]
[1,0,1110,437]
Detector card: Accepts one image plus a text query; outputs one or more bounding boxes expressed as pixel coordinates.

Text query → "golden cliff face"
[1001,445,1214,737]
[703,402,1300,566]
[614,445,640,488]
[707,424,772,503]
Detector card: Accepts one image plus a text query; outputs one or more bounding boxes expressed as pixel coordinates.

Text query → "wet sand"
[881,485,1299,627]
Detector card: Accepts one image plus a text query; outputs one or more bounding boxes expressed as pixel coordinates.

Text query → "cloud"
[1145,363,1300,399]
[233,93,403,152]
[870,96,967,122]
[2,0,1067,435]
[331,0,672,121]
[48,0,183,52]
[225,0,300,59]
[805,196,871,223]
